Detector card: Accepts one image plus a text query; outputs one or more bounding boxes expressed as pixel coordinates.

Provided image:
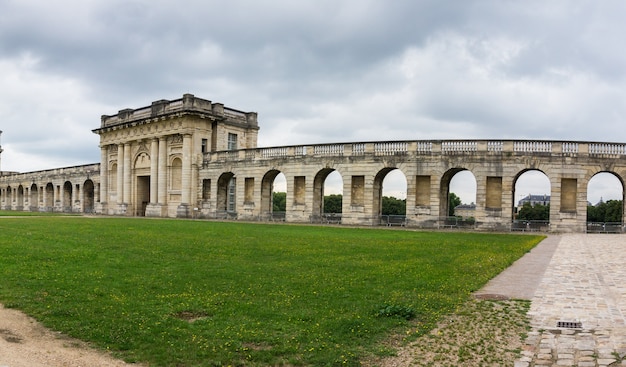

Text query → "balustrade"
[199,139,626,166]
[416,141,433,153]
[514,141,552,153]
[374,142,408,155]
[487,141,503,152]
[313,144,344,156]
[352,143,366,155]
[562,142,579,154]
[442,141,477,153]
[589,143,626,155]
[260,147,288,158]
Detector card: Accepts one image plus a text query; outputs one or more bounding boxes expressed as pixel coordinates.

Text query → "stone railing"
[0,163,101,182]
[203,139,626,163]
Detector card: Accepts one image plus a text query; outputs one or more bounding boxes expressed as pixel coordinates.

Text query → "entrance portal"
[136,176,150,216]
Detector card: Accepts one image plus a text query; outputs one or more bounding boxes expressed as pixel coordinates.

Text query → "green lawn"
[0,218,543,366]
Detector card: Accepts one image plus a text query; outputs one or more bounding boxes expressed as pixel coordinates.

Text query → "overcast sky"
[1,0,624,203]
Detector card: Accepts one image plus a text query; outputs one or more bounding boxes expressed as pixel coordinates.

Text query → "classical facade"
[92,94,258,218]
[1,94,625,233]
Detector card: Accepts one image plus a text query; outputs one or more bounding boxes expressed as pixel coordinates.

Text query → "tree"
[517,202,549,221]
[448,192,461,216]
[587,200,623,222]
[382,196,406,215]
[272,192,286,212]
[323,194,343,213]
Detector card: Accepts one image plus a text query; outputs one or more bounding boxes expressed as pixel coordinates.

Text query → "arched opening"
[134,153,151,217]
[374,168,408,226]
[170,157,182,191]
[16,185,24,209]
[441,169,477,227]
[313,169,343,223]
[586,172,624,232]
[63,181,73,212]
[45,183,54,210]
[261,170,285,221]
[30,183,38,211]
[83,180,95,213]
[512,170,551,230]
[217,172,236,218]
[6,186,12,210]
[109,162,118,203]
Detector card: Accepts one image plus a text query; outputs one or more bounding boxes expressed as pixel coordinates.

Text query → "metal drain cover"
[557,321,582,329]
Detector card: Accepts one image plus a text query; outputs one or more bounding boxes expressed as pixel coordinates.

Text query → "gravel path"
[0,305,138,367]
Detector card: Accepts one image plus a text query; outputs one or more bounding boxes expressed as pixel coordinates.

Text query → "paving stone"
[482,235,626,367]
[597,359,617,366]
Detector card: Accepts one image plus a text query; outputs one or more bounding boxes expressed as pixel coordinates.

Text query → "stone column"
[177,133,192,217]
[54,185,59,209]
[117,144,124,205]
[123,143,131,204]
[73,183,80,212]
[158,136,167,204]
[41,186,46,211]
[99,145,108,204]
[181,133,192,205]
[150,138,158,204]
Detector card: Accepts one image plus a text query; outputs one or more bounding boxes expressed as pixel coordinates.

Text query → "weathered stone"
[1,94,624,232]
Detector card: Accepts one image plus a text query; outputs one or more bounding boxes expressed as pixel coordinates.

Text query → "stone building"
[92,94,259,218]
[1,93,625,233]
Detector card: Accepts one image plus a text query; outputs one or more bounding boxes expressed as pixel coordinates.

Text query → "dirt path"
[0,304,137,367]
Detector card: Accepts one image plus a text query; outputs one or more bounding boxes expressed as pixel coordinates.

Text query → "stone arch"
[586,171,624,224]
[83,179,95,213]
[439,168,479,219]
[45,183,54,210]
[63,181,73,212]
[133,153,151,217]
[373,167,408,219]
[217,172,236,213]
[513,169,551,210]
[313,168,342,218]
[170,156,183,191]
[30,183,38,211]
[17,185,24,209]
[109,162,118,194]
[134,151,151,170]
[5,186,11,209]
[261,169,283,217]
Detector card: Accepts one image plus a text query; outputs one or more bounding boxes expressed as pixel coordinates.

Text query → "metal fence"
[511,220,550,232]
[586,222,624,233]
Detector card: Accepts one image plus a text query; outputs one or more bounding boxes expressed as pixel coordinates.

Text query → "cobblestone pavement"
[477,234,626,366]
[516,234,626,367]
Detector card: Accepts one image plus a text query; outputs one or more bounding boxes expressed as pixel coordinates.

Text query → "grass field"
[0,217,543,366]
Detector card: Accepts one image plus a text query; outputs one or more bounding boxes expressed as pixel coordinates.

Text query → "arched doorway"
[374,168,408,226]
[313,169,343,223]
[83,180,95,213]
[217,172,236,218]
[30,183,38,212]
[5,186,12,210]
[513,170,551,231]
[134,152,151,216]
[16,185,24,210]
[440,169,477,228]
[261,170,285,221]
[63,182,73,212]
[45,183,54,211]
[586,172,624,232]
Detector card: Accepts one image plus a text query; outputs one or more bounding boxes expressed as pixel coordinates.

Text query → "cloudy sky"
[1,0,624,203]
